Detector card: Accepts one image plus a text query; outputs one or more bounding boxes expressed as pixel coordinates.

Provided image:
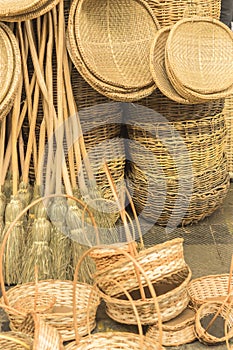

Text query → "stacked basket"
[125,89,230,227]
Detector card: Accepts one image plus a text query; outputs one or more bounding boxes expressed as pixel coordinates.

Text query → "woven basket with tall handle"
[65,246,164,350]
[0,194,100,342]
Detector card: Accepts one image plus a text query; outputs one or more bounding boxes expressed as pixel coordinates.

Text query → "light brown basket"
[0,194,100,342]
[188,274,233,308]
[195,301,233,345]
[93,238,187,297]
[147,307,196,346]
[144,0,221,28]
[0,332,33,349]
[67,0,157,101]
[0,25,14,105]
[165,17,233,101]
[19,312,64,349]
[65,246,164,350]
[224,95,233,177]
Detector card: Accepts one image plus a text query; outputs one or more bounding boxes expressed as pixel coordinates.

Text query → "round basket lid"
[74,0,160,90]
[166,17,233,95]
[0,25,14,105]
[0,0,61,22]
[0,0,43,16]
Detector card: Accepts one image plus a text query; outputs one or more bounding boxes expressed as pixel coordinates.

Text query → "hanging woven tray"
[147,307,196,346]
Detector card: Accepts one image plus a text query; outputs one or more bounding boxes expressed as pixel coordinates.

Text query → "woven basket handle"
[73,245,163,347]
[0,333,31,349]
[0,193,99,307]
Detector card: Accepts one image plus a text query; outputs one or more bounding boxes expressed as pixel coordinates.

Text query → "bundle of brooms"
[0,0,124,285]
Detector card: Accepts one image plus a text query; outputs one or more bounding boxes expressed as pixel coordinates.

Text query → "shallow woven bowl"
[101,266,192,325]
[65,332,164,350]
[147,307,196,346]
[166,17,233,96]
[1,280,100,342]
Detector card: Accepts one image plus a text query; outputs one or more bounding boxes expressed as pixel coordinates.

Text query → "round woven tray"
[0,25,14,105]
[166,17,233,96]
[147,307,196,346]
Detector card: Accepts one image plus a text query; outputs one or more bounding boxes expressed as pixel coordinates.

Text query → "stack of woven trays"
[223,95,233,178]
[0,0,62,21]
[0,23,21,121]
[125,89,230,226]
[67,0,160,102]
[150,17,233,104]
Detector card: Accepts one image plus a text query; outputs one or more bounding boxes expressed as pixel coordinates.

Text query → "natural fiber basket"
[0,195,100,342]
[188,274,233,308]
[224,94,233,177]
[165,17,233,101]
[0,331,33,349]
[144,0,221,28]
[147,307,196,346]
[195,301,233,345]
[19,312,64,349]
[65,246,164,350]
[93,238,187,297]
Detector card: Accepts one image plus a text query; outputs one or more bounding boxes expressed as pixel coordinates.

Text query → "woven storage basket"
[147,307,196,346]
[67,0,157,101]
[93,238,187,297]
[0,331,33,349]
[188,274,233,308]
[65,246,164,350]
[0,22,21,121]
[19,312,64,349]
[0,0,62,21]
[195,301,233,345]
[0,195,100,342]
[144,0,221,28]
[224,95,233,177]
[165,17,233,101]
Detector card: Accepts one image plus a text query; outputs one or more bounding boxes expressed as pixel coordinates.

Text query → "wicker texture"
[94,238,186,297]
[165,18,233,102]
[187,274,233,308]
[0,25,14,105]
[145,0,221,28]
[0,332,33,349]
[195,301,233,345]
[147,307,196,346]
[224,95,233,177]
[67,0,159,101]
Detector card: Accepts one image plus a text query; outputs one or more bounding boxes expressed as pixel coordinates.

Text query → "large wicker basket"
[224,95,233,177]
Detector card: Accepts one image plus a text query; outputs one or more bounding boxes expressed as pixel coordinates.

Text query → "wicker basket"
[0,195,100,342]
[165,18,233,102]
[147,307,196,346]
[145,0,221,28]
[93,238,187,297]
[0,332,33,349]
[65,246,164,350]
[187,274,233,308]
[224,95,233,177]
[195,301,233,345]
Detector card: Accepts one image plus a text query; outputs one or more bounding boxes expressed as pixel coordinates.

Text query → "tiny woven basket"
[187,274,233,308]
[0,195,101,342]
[147,307,196,346]
[165,17,233,102]
[195,301,233,345]
[0,332,33,349]
[144,0,221,28]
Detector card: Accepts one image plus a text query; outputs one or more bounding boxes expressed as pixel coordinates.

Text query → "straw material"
[0,0,62,22]
[67,0,157,101]
[224,95,233,177]
[19,312,64,349]
[94,238,187,297]
[147,307,196,346]
[195,301,233,345]
[74,0,160,90]
[0,23,21,121]
[0,25,14,105]
[166,18,233,100]
[0,331,33,349]
[144,0,221,28]
[188,274,233,308]
[101,265,192,325]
